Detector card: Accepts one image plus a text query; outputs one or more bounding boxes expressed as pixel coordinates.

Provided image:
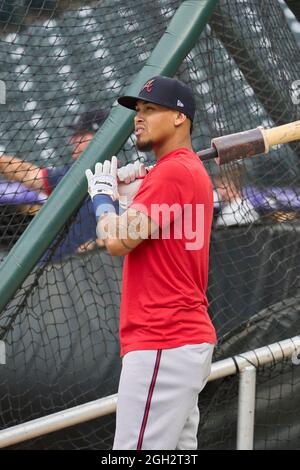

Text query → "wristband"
[92,194,117,220]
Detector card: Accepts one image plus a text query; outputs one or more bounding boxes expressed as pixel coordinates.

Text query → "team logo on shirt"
[142,79,155,93]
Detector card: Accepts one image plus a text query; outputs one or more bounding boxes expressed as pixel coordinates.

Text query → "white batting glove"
[85,156,119,201]
[117,160,147,184]
[117,163,154,212]
[118,179,144,212]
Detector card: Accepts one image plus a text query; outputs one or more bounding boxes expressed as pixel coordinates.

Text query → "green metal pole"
[0,0,218,313]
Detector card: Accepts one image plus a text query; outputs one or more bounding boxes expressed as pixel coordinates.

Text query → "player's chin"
[136,138,153,152]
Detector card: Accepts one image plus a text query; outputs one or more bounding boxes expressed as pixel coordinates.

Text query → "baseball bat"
[119,120,300,177]
[199,120,300,165]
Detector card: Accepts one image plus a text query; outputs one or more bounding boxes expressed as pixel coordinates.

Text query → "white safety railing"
[0,335,299,449]
[0,341,5,365]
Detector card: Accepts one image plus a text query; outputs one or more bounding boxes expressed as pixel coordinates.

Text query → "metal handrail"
[0,335,299,449]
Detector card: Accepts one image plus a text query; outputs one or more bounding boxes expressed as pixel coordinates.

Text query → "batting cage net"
[0,0,299,449]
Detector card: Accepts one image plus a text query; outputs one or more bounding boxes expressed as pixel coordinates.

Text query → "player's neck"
[154,136,192,160]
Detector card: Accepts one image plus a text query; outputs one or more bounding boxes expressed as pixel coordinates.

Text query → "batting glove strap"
[92,194,118,221]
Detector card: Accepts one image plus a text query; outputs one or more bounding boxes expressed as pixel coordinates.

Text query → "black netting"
[0,0,299,449]
[199,297,300,449]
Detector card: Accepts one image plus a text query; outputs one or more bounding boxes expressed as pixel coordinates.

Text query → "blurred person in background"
[0,108,148,259]
[213,171,260,227]
[213,170,300,227]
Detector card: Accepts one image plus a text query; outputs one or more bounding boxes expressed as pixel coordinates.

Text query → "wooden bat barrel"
[211,121,300,165]
[211,128,265,165]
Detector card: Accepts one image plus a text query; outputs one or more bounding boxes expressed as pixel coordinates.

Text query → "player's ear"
[174,112,187,128]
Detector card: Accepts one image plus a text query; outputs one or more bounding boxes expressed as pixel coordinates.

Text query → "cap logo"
[177,99,184,107]
[142,79,155,93]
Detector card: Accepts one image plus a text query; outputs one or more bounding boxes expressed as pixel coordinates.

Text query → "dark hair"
[67,108,108,134]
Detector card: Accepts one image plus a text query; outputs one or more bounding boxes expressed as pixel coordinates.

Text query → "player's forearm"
[86,158,153,255]
[0,154,45,191]
[103,237,131,257]
[97,213,136,256]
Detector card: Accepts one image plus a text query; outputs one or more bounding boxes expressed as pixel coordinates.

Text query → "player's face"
[134,100,177,152]
[70,132,94,160]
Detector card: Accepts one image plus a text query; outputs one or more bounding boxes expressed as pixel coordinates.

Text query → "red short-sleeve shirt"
[119,147,217,356]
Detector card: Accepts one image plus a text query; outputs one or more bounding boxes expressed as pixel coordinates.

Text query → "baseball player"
[86,76,217,450]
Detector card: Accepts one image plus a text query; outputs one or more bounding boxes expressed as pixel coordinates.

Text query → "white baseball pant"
[113,342,214,450]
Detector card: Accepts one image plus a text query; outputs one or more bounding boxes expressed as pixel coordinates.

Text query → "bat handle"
[260,120,300,152]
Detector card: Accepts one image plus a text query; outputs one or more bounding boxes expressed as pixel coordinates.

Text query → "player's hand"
[85,156,119,201]
[76,238,105,253]
[118,163,154,212]
[117,160,147,184]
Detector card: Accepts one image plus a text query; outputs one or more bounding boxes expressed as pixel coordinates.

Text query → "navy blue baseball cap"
[118,76,196,122]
